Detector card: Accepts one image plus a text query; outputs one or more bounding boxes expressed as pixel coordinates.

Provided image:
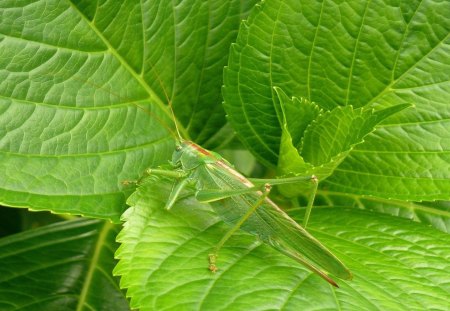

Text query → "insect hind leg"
[208,184,271,273]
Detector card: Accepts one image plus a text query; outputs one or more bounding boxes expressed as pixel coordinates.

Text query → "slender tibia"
[303,175,318,228]
[146,168,187,178]
[121,180,138,186]
[248,175,311,185]
[122,168,187,186]
[196,185,263,202]
[208,184,272,273]
[165,178,190,210]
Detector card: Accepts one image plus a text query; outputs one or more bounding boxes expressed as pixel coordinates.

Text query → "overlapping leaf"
[115,177,450,310]
[0,218,128,311]
[223,0,450,201]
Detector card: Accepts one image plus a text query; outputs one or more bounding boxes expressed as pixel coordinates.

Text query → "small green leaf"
[301,104,410,167]
[0,219,128,311]
[274,88,317,190]
[276,86,409,197]
[274,87,322,148]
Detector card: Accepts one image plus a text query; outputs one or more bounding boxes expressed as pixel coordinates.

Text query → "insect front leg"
[302,175,318,228]
[144,168,192,210]
[121,167,187,187]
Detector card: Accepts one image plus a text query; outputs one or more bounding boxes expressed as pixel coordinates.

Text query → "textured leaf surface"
[0,0,254,221]
[315,192,450,234]
[0,219,128,311]
[115,178,450,310]
[223,0,450,201]
[276,87,410,197]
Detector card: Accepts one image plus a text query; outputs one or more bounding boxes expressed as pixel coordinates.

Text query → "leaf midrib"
[367,32,450,108]
[76,221,113,311]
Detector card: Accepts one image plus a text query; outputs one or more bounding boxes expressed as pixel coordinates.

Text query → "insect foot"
[208,254,218,273]
[121,180,137,186]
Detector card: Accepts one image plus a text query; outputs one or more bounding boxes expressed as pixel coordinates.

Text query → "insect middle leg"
[250,175,319,228]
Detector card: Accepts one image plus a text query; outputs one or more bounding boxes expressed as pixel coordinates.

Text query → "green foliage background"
[0,0,449,310]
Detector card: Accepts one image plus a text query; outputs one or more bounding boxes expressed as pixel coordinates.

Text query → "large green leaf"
[0,218,128,311]
[0,0,255,221]
[115,177,450,310]
[223,0,450,201]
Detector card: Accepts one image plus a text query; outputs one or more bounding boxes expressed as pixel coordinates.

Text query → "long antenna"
[146,60,185,142]
[55,70,180,141]
[47,58,188,142]
[167,100,183,141]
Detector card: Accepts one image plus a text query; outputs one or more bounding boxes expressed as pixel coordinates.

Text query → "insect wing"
[200,161,352,281]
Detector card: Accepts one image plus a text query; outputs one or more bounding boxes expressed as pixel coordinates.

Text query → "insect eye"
[175,145,182,151]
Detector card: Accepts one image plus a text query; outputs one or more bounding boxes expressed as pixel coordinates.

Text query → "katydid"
[51,69,352,287]
[53,70,351,286]
[137,101,353,287]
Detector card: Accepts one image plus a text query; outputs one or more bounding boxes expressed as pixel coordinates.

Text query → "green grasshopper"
[137,101,353,287]
[47,70,352,287]
[55,69,351,286]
